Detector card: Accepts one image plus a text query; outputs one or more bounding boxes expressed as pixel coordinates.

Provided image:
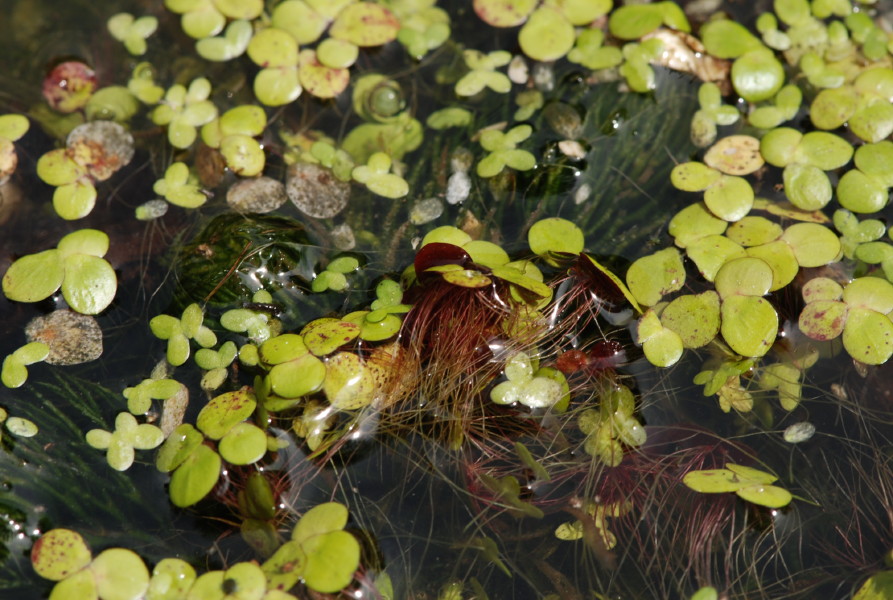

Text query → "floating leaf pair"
[2,229,117,314]
[32,528,151,600]
[311,255,360,293]
[683,463,793,508]
[1,342,49,388]
[351,152,409,198]
[107,13,158,55]
[798,276,893,365]
[37,121,135,219]
[153,162,207,208]
[200,105,268,176]
[263,502,361,593]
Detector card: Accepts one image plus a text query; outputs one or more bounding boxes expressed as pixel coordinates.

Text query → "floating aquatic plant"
[150,78,218,149]
[1,342,49,389]
[85,412,164,471]
[683,463,793,509]
[351,151,409,198]
[2,229,117,314]
[107,13,158,56]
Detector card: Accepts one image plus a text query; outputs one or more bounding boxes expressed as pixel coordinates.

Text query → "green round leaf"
[421,226,472,248]
[36,149,82,186]
[700,19,763,58]
[58,229,109,258]
[642,326,684,367]
[760,127,802,167]
[735,484,793,508]
[726,216,783,247]
[61,254,117,314]
[625,248,685,307]
[660,291,721,348]
[254,66,302,107]
[528,218,584,257]
[47,567,96,600]
[260,334,307,364]
[220,134,265,177]
[720,295,778,357]
[473,0,537,27]
[670,162,721,192]
[854,141,893,187]
[608,4,663,40]
[731,49,785,103]
[293,502,349,543]
[196,388,257,439]
[1,357,28,388]
[219,105,267,138]
[5,416,38,437]
[195,19,253,62]
[90,548,149,600]
[218,422,268,465]
[795,131,854,170]
[518,7,574,61]
[53,181,98,220]
[262,540,306,592]
[682,468,741,493]
[155,424,204,473]
[2,249,63,303]
[31,529,92,581]
[323,352,375,410]
[837,169,888,214]
[272,0,327,44]
[809,86,859,130]
[782,163,832,211]
[686,235,746,282]
[798,299,847,341]
[302,318,360,356]
[329,2,400,47]
[214,0,262,20]
[704,175,754,222]
[843,277,893,313]
[781,223,841,267]
[301,530,361,593]
[248,27,298,68]
[715,256,774,298]
[146,558,196,600]
[268,352,327,398]
[669,203,728,248]
[745,241,800,291]
[850,101,893,144]
[0,114,29,141]
[317,38,359,69]
[169,444,221,507]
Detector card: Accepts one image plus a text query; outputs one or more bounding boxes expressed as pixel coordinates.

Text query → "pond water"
[1,0,893,599]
